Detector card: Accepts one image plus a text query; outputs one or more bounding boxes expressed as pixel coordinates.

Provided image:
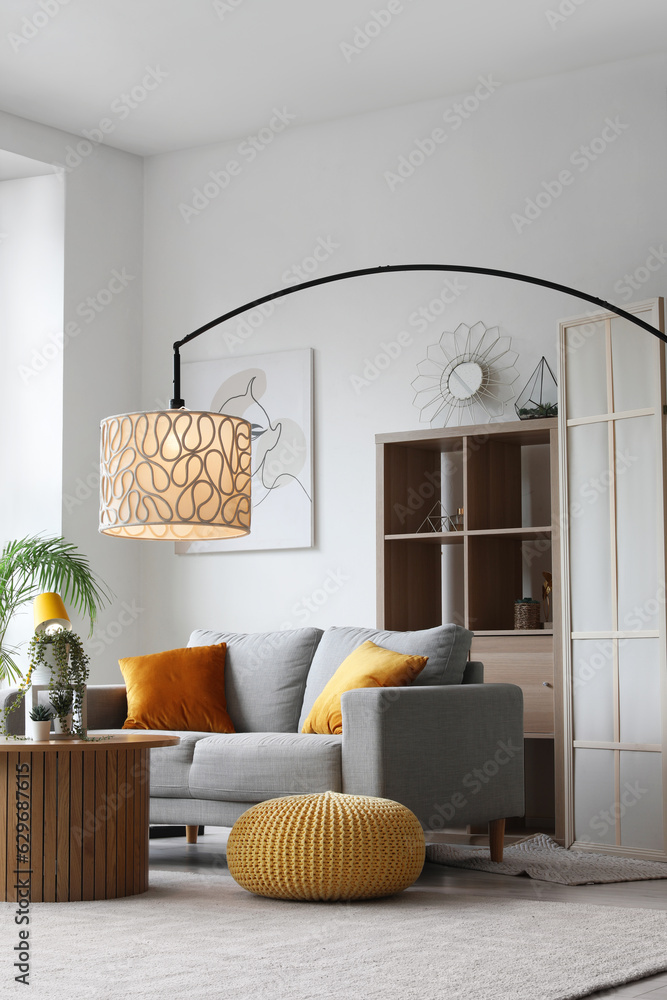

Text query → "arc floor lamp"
[98,264,667,542]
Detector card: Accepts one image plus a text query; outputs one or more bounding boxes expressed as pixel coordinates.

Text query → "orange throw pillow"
[119,644,234,732]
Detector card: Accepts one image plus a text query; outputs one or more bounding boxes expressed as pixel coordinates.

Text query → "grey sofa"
[5,623,525,859]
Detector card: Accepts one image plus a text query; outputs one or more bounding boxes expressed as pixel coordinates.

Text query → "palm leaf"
[0,535,112,682]
[0,646,23,684]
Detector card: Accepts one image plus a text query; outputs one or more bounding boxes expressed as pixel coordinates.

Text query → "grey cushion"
[188,627,323,732]
[149,731,216,798]
[298,624,473,731]
[188,732,342,801]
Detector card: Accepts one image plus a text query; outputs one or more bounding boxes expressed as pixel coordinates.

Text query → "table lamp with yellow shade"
[26,593,87,737]
[33,592,72,636]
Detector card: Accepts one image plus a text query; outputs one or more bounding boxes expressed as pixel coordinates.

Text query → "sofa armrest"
[462,660,484,683]
[340,683,524,829]
[1,687,24,736]
[86,685,128,730]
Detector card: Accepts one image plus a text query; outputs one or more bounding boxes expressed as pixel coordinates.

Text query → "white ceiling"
[1,0,667,157]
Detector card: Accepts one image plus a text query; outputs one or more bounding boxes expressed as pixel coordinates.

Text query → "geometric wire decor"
[514,356,558,419]
[412,321,520,427]
[417,501,456,533]
[99,410,252,540]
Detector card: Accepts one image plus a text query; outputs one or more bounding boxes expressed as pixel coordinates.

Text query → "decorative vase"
[514,598,542,630]
[53,714,74,736]
[26,718,52,741]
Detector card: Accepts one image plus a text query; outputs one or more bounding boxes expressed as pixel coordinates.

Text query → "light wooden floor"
[149,828,667,1000]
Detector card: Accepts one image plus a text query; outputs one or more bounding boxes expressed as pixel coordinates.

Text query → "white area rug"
[2,869,667,1000]
[426,833,667,885]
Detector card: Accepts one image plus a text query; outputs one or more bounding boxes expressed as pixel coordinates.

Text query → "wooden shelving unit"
[376,417,564,840]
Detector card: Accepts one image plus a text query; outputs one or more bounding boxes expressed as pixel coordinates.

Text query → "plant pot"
[53,714,74,735]
[26,719,52,741]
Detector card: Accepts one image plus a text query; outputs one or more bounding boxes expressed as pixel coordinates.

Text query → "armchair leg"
[488,818,505,862]
[185,825,199,845]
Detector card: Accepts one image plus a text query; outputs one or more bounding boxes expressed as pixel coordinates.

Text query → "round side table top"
[0,732,180,751]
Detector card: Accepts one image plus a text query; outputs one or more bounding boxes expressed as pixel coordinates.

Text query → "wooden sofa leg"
[185,825,198,845]
[489,818,505,862]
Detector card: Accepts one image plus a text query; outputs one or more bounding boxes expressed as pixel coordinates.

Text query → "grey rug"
[426,833,667,885]
[2,868,667,999]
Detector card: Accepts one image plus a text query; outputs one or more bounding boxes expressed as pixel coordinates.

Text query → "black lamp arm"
[169,263,667,408]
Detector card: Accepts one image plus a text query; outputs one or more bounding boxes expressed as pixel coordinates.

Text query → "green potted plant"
[50,686,75,735]
[29,631,89,738]
[26,703,53,741]
[2,627,92,739]
[0,534,110,683]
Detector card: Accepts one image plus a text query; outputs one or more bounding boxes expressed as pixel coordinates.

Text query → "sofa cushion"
[148,732,217,798]
[298,624,473,731]
[188,732,342,802]
[188,627,323,733]
[301,640,428,735]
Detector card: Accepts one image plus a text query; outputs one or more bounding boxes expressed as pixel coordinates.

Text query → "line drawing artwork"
[218,374,311,510]
[176,349,314,554]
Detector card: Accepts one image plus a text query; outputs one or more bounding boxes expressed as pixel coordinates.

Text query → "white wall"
[140,52,667,655]
[0,170,64,659]
[0,172,64,538]
[0,111,143,681]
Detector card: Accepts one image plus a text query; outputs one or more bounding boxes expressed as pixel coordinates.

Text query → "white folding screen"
[559,298,667,860]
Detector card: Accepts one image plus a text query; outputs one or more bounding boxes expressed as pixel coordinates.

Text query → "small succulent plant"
[50,687,74,715]
[29,703,53,722]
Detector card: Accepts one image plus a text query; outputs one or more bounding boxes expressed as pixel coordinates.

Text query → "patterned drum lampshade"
[99,410,252,540]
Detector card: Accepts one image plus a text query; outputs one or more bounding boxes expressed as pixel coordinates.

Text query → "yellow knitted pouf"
[226,791,425,901]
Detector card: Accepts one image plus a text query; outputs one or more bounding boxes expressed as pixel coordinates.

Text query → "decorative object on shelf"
[542,571,553,628]
[0,535,110,683]
[417,501,456,533]
[514,598,542,630]
[412,322,520,427]
[515,357,558,419]
[26,703,53,741]
[174,349,313,554]
[452,507,465,531]
[97,263,666,543]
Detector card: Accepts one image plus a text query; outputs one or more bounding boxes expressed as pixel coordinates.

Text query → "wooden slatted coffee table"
[0,732,179,902]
